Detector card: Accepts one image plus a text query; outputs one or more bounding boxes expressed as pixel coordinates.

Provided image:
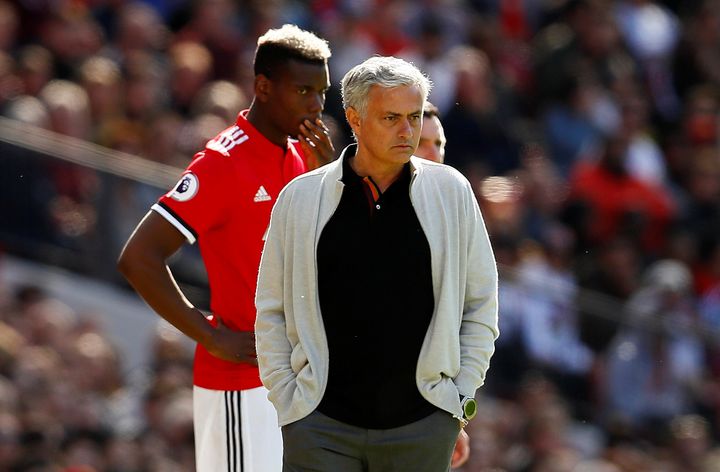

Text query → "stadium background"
[2,0,720,469]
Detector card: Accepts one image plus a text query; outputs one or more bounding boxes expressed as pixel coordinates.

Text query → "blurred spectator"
[516,239,595,414]
[363,0,415,56]
[515,141,570,243]
[0,1,18,52]
[502,373,605,471]
[477,174,526,240]
[17,45,54,97]
[190,79,247,123]
[78,55,124,137]
[533,0,631,109]
[171,0,242,81]
[681,84,720,149]
[614,0,681,121]
[673,0,720,100]
[123,50,168,122]
[577,237,643,353]
[675,147,720,295]
[0,51,21,109]
[103,1,169,67]
[36,81,99,255]
[667,414,715,471]
[321,11,375,93]
[484,234,530,401]
[0,411,21,470]
[604,260,704,436]
[443,45,521,176]
[39,79,92,140]
[167,41,213,116]
[662,84,720,193]
[97,118,146,156]
[2,95,50,128]
[564,132,676,254]
[104,435,144,472]
[37,7,104,80]
[401,16,457,115]
[541,70,607,176]
[618,91,669,187]
[60,429,109,470]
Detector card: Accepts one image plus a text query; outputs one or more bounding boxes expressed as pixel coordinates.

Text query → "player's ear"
[255,74,271,102]
[346,107,361,137]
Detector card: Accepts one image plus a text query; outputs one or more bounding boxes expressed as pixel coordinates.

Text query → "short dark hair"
[423,101,440,118]
[253,24,331,78]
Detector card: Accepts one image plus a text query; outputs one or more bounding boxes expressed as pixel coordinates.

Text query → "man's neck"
[350,148,406,193]
[246,103,288,148]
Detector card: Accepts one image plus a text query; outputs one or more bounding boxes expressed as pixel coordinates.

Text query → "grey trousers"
[281,409,461,472]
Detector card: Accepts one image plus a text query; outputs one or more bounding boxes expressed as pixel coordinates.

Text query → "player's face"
[269,59,330,137]
[350,84,423,167]
[416,115,446,163]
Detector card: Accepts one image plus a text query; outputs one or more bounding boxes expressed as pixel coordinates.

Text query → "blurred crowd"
[0,281,196,470]
[3,0,720,470]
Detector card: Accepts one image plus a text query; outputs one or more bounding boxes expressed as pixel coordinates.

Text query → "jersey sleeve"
[152,150,231,244]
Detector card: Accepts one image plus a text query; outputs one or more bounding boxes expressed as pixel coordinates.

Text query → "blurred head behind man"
[417,101,446,163]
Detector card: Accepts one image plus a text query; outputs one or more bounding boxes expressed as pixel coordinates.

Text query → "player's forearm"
[118,249,214,346]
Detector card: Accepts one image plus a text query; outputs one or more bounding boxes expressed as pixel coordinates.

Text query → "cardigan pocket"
[290,343,308,374]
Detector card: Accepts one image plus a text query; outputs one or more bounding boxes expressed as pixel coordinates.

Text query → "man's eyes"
[297,88,328,98]
[385,115,420,121]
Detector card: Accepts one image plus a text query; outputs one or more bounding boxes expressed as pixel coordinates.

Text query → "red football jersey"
[153,110,307,390]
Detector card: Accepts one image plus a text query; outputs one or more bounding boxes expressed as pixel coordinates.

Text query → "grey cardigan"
[255,149,499,427]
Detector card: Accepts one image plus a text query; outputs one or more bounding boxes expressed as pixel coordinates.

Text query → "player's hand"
[450,429,470,469]
[206,317,257,365]
[298,118,334,170]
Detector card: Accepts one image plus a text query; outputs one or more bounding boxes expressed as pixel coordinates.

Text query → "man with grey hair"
[255,56,499,471]
[118,24,334,472]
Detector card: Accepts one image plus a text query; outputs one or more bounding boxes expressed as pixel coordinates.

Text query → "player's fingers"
[300,130,332,156]
[303,119,331,139]
[299,123,323,143]
[313,118,330,133]
[298,135,318,152]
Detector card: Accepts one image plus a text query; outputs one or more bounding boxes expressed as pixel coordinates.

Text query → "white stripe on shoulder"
[151,203,196,244]
[207,126,249,156]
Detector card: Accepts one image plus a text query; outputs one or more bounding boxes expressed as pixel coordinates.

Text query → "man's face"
[416,114,446,163]
[266,59,330,137]
[352,84,423,166]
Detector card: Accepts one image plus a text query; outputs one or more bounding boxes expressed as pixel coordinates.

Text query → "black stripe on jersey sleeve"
[157,201,199,241]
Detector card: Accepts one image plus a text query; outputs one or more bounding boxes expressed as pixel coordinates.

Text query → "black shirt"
[316,147,437,429]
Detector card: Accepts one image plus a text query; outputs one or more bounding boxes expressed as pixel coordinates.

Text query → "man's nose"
[398,118,413,139]
[307,93,323,114]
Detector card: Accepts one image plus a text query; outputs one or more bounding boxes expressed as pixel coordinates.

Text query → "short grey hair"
[341,56,432,117]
